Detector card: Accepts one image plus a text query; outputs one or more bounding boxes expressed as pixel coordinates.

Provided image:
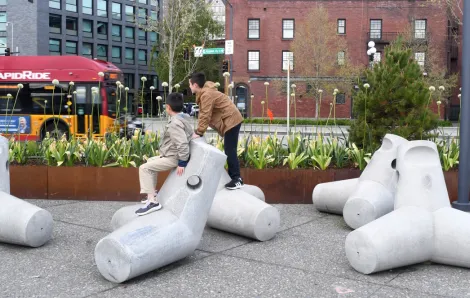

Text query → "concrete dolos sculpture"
[346,140,470,274]
[312,134,407,229]
[95,138,226,283]
[0,136,53,248]
[111,162,279,242]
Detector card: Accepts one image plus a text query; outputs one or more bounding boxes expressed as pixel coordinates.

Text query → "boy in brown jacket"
[189,72,244,190]
[135,92,193,216]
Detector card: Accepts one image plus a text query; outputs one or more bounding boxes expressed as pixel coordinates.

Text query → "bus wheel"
[43,122,69,140]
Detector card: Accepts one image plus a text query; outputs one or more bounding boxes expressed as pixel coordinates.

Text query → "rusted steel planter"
[9,166,459,204]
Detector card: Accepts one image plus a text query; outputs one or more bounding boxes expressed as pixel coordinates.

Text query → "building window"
[0,0,7,5]
[82,42,92,58]
[138,50,147,65]
[248,19,260,39]
[97,0,108,17]
[282,19,294,39]
[66,17,78,36]
[415,52,425,69]
[139,0,148,4]
[0,12,5,32]
[112,46,121,63]
[370,19,382,39]
[138,29,146,42]
[125,27,135,41]
[149,32,157,42]
[112,2,121,20]
[337,19,346,34]
[83,19,93,38]
[97,22,108,39]
[138,8,147,25]
[97,44,108,60]
[126,5,134,22]
[49,14,61,34]
[415,19,426,39]
[336,93,346,104]
[282,51,293,71]
[369,52,381,68]
[0,37,6,55]
[66,41,77,55]
[337,51,345,65]
[124,73,135,89]
[83,0,92,15]
[49,39,61,55]
[151,11,158,22]
[49,0,60,9]
[248,50,260,71]
[66,0,77,12]
[112,24,121,42]
[125,48,135,64]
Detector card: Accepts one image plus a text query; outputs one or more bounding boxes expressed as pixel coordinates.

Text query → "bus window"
[30,83,68,115]
[0,85,26,115]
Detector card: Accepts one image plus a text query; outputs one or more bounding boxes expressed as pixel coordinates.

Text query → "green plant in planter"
[330,137,348,168]
[309,136,333,170]
[347,143,371,171]
[246,137,275,169]
[8,140,29,164]
[437,138,459,171]
[107,138,139,168]
[283,151,309,170]
[265,132,285,166]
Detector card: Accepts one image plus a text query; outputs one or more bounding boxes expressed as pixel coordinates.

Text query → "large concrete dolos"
[312,178,358,214]
[95,138,227,283]
[0,136,10,194]
[0,191,53,247]
[346,140,470,274]
[343,134,407,229]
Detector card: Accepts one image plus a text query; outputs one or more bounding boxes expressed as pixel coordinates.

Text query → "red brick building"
[223,0,461,120]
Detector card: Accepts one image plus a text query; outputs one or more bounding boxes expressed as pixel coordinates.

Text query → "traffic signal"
[4,48,10,56]
[222,60,229,72]
[183,48,189,61]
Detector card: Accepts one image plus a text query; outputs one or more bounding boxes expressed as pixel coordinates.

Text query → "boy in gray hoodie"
[136,92,193,216]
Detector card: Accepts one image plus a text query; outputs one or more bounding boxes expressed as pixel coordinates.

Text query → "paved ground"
[1,200,469,298]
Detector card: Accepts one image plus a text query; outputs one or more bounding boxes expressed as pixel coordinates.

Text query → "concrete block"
[312,178,358,214]
[218,170,265,201]
[206,188,280,241]
[95,138,226,283]
[343,134,408,229]
[0,136,10,194]
[345,206,434,274]
[394,140,450,211]
[0,191,53,247]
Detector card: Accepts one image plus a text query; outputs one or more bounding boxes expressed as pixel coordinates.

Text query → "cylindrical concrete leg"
[0,136,10,194]
[207,189,280,241]
[343,180,395,229]
[312,178,358,214]
[345,206,433,274]
[110,204,140,231]
[241,185,265,202]
[0,191,53,247]
[432,207,470,268]
[95,212,196,283]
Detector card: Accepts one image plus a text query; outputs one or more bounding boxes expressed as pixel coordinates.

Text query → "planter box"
[9,165,460,204]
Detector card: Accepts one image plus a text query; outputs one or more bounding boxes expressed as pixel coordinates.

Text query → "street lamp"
[367,41,376,67]
[6,22,13,56]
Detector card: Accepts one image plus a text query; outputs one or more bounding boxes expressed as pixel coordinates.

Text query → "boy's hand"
[192,133,201,139]
[176,166,185,176]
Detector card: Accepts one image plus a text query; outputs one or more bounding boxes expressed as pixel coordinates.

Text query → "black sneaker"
[225,177,244,190]
[135,202,162,216]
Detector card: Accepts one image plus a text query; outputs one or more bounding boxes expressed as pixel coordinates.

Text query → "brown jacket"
[195,81,243,137]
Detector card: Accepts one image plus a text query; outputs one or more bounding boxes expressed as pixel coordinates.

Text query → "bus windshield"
[106,85,126,118]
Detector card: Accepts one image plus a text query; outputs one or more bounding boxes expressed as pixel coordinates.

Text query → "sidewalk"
[0,200,467,297]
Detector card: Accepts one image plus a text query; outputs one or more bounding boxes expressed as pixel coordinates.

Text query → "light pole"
[6,22,13,55]
[366,41,376,68]
[454,0,470,211]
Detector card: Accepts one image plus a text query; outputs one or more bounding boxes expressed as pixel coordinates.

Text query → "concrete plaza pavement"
[1,199,469,297]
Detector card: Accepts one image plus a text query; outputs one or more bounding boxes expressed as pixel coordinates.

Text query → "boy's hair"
[190,72,206,89]
[166,92,184,112]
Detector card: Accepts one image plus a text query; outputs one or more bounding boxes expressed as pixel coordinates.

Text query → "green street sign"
[203,48,225,55]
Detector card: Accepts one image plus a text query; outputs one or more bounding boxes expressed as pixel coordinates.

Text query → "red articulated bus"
[0,55,124,140]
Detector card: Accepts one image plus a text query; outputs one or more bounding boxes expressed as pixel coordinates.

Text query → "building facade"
[224,0,461,120]
[1,0,160,114]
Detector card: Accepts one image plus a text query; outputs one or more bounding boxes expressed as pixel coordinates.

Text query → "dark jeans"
[224,122,241,180]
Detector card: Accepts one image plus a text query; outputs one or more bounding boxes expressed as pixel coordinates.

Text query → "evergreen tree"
[349,39,439,151]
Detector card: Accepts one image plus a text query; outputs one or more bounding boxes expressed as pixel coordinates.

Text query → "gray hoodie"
[158,113,193,166]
